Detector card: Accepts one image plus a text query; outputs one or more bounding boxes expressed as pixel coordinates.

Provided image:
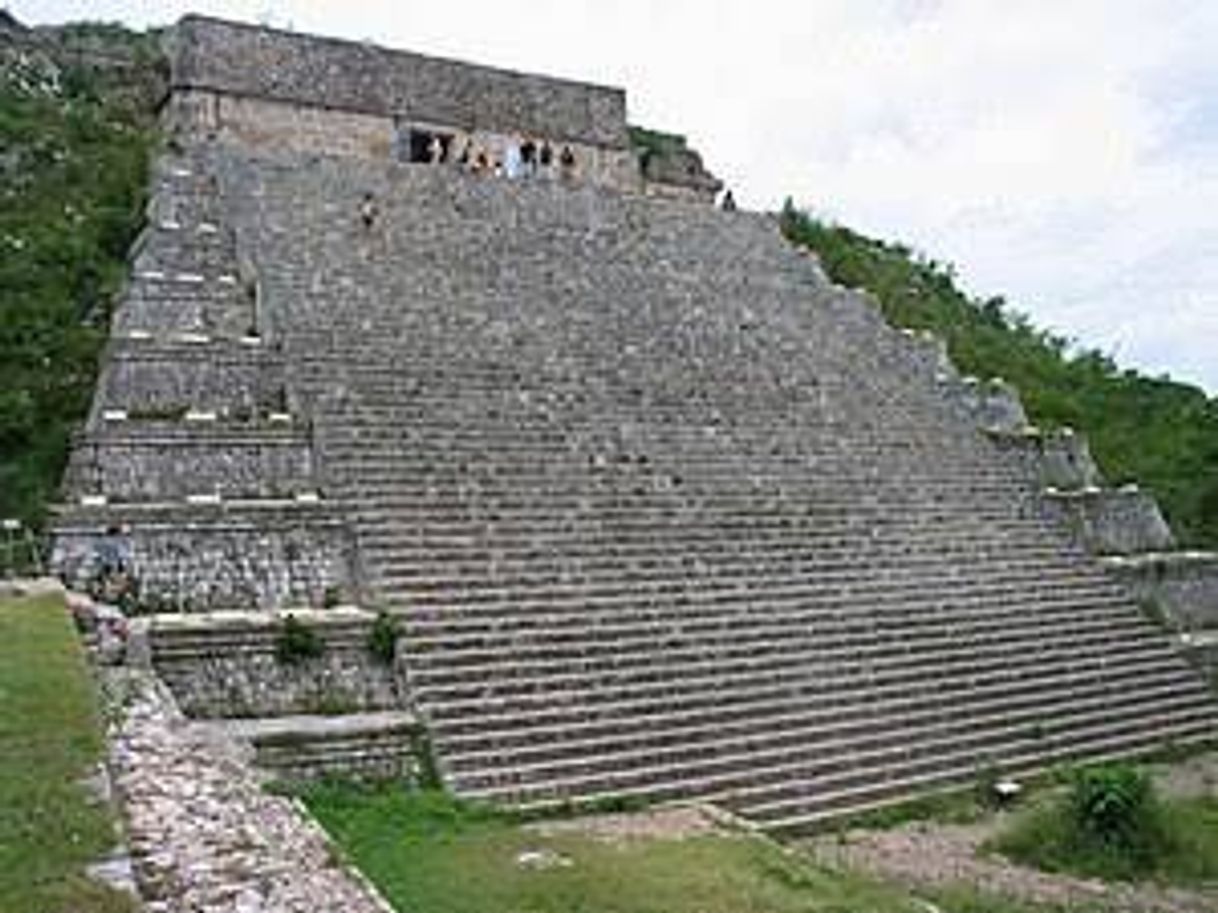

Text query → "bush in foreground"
[991,762,1218,883]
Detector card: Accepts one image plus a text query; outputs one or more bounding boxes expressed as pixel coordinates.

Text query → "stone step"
[458,692,1215,806]
[409,619,1171,711]
[735,706,1218,827]
[191,711,420,783]
[447,674,1202,794]
[427,642,1179,749]
[384,562,1115,613]
[394,575,1126,629]
[354,514,1057,551]
[399,593,1138,666]
[752,721,1217,833]
[438,661,1194,774]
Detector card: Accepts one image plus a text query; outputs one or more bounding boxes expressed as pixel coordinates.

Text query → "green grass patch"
[988,764,1218,884]
[302,784,938,913]
[0,593,135,912]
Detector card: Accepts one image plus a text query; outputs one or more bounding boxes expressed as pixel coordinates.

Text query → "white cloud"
[11,0,1217,391]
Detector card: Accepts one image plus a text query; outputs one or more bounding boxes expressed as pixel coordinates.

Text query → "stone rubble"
[109,669,390,913]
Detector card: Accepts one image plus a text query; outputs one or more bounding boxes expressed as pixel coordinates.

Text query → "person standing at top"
[428,133,445,164]
[521,137,537,176]
[359,192,378,229]
[503,136,524,179]
[559,145,576,181]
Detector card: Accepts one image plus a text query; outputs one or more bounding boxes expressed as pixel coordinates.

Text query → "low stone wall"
[1103,551,1218,631]
[208,711,422,783]
[1041,487,1175,555]
[139,607,402,717]
[50,501,356,610]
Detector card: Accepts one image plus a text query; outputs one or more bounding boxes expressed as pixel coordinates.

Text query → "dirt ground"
[523,804,725,843]
[801,752,1218,913]
[517,756,1218,911]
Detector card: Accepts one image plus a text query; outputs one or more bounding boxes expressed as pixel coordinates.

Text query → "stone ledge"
[195,709,417,743]
[145,605,375,633]
[1100,550,1218,571]
[74,425,308,445]
[49,497,346,529]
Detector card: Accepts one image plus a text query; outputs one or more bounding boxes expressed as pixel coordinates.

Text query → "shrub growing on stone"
[368,611,400,665]
[274,614,324,665]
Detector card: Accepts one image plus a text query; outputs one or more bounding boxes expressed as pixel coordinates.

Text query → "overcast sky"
[12,0,1218,394]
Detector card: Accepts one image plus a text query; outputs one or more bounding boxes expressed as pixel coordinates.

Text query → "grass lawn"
[0,592,135,913]
[302,784,1099,913]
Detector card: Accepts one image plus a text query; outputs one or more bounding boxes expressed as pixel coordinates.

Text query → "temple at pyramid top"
[167,15,722,202]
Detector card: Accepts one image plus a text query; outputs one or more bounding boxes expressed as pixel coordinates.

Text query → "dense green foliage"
[780,204,1218,547]
[628,125,688,156]
[1067,764,1159,850]
[991,763,1218,883]
[0,593,136,912]
[0,24,158,542]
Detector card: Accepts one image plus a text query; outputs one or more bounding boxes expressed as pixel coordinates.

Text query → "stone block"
[1103,551,1218,631]
[146,608,403,717]
[1043,487,1175,555]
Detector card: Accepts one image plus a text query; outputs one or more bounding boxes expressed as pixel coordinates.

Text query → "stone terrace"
[196,147,1216,829]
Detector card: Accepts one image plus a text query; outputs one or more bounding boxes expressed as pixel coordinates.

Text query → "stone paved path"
[108,670,390,913]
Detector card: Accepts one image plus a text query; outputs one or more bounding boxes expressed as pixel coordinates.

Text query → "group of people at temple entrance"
[404,128,579,181]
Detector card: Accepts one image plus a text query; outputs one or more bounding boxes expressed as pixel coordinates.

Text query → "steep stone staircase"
[205,151,1216,829]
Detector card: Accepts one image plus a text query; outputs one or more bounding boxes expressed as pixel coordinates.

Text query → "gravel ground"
[801,757,1218,913]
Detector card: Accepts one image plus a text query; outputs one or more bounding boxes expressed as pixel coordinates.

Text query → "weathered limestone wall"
[63,426,315,500]
[168,87,394,160]
[1042,487,1176,555]
[140,608,402,717]
[1103,552,1218,631]
[989,427,1103,492]
[943,376,1028,432]
[51,502,356,610]
[167,88,643,193]
[171,14,629,149]
[1039,429,1102,490]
